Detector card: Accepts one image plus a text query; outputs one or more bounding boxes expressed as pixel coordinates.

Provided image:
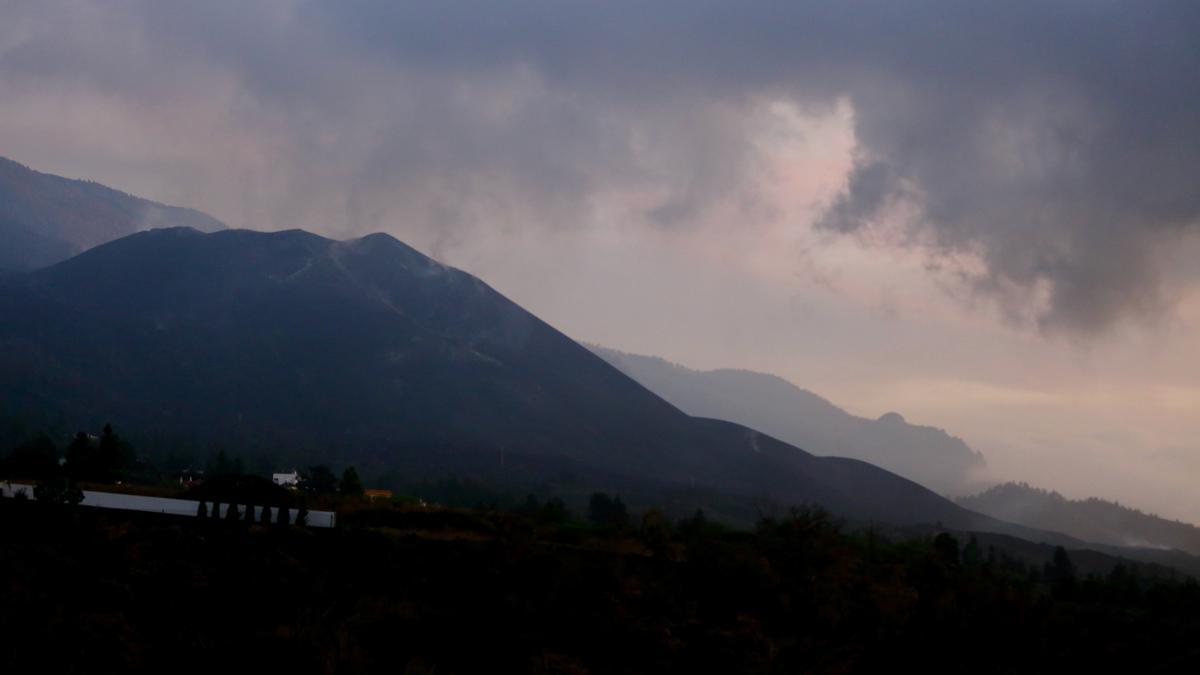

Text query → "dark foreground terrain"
[3,496,1199,674]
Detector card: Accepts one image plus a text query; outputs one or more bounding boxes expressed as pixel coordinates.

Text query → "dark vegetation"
[4,491,1200,674]
[0,425,356,521]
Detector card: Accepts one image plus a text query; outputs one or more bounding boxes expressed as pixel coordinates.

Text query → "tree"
[302,465,337,494]
[588,492,629,528]
[210,501,222,519]
[260,504,273,525]
[245,503,256,522]
[196,500,208,518]
[962,535,982,567]
[2,433,60,480]
[224,500,241,521]
[340,466,365,497]
[64,431,95,481]
[60,425,133,483]
[640,508,674,553]
[679,509,708,532]
[296,499,309,526]
[933,532,960,567]
[539,497,569,525]
[276,504,289,526]
[96,423,132,481]
[518,494,542,515]
[1047,546,1076,583]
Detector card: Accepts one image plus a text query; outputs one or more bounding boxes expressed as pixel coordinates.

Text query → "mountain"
[0,156,226,271]
[0,226,1005,530]
[592,348,986,496]
[959,482,1200,556]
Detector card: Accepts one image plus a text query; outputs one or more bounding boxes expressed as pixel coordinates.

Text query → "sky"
[3,1,1200,520]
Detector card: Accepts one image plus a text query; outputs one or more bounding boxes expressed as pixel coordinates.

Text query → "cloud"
[2,1,1200,334]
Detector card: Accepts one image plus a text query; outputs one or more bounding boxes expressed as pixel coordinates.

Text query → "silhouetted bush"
[588,492,629,528]
[339,466,364,497]
[1,433,60,480]
[301,466,337,494]
[32,476,83,506]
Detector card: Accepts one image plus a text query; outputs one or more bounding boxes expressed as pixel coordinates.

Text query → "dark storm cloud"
[3,1,1199,333]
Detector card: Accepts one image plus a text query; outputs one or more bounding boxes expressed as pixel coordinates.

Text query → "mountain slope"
[0,227,995,529]
[0,156,225,270]
[959,482,1200,556]
[593,348,986,495]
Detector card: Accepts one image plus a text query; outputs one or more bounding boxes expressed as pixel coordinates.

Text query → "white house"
[272,471,300,487]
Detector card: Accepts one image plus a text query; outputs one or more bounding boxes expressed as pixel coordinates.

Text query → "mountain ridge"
[0,155,226,271]
[1,226,988,530]
[592,346,987,495]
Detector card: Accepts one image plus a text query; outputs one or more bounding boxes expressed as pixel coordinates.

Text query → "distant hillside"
[592,348,987,496]
[958,482,1200,556]
[0,156,225,270]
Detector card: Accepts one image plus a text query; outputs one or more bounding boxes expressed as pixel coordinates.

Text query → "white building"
[272,471,300,487]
